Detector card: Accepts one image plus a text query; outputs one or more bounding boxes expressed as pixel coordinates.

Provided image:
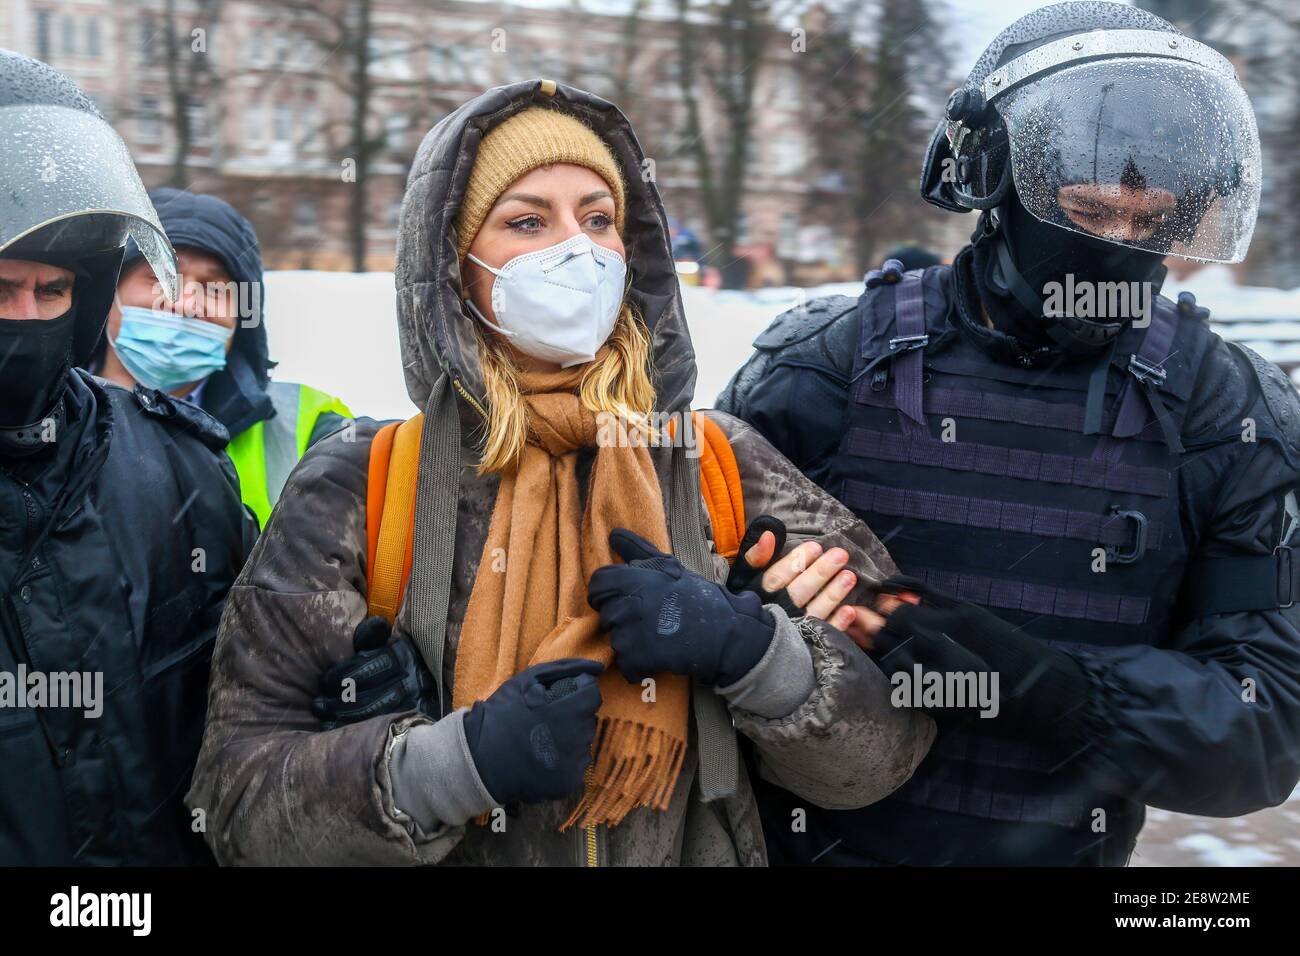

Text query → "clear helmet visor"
[0,103,177,298]
[997,58,1261,263]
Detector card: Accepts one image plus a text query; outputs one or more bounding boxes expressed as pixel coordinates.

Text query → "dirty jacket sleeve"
[185,423,490,865]
[702,410,936,811]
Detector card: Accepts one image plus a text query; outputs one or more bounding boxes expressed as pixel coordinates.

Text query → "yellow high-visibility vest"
[226,381,352,528]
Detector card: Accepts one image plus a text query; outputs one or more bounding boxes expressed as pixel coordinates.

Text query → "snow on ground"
[263,268,1300,865]
[1132,785,1300,867]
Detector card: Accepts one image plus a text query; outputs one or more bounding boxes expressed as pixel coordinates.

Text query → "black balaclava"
[0,261,79,439]
[968,188,1168,360]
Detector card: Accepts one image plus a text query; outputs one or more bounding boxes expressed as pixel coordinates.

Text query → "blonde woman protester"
[187,82,934,866]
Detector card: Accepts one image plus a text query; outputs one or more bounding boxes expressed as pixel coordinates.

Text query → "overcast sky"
[945,0,1100,73]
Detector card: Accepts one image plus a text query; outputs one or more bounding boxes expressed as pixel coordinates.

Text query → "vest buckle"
[1128,354,1168,390]
[889,333,930,353]
[1105,509,1149,565]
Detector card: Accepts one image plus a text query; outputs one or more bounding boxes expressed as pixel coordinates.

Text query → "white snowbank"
[261,271,802,417]
[263,271,414,421]
[261,268,1300,421]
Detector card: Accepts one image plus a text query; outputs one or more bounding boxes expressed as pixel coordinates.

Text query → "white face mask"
[466,233,628,368]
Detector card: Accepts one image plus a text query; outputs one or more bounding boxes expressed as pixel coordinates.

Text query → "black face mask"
[1006,192,1168,298]
[974,191,1169,355]
[0,303,77,427]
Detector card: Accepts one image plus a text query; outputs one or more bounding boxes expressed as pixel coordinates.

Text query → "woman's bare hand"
[738,533,922,651]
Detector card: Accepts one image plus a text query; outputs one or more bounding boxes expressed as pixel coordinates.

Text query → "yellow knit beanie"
[454,107,627,263]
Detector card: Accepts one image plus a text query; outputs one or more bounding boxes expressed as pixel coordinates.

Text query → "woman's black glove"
[873,577,1092,742]
[588,528,776,687]
[312,616,437,730]
[461,658,604,807]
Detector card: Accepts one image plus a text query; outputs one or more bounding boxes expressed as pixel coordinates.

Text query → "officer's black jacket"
[717,253,1300,865]
[0,369,253,864]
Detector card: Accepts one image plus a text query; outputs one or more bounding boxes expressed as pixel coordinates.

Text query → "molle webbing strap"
[910,566,1150,626]
[1113,305,1183,453]
[844,481,1162,550]
[846,427,1171,498]
[1083,341,1119,436]
[892,276,928,430]
[892,755,1091,828]
[855,382,1164,442]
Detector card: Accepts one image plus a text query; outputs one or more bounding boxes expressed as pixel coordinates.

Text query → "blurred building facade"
[1,0,898,283]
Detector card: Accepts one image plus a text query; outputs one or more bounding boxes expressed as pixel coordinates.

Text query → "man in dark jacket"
[93,189,352,529]
[718,1,1300,866]
[0,50,253,864]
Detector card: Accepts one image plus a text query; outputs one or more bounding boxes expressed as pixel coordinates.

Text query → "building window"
[35,10,53,60]
[86,18,102,59]
[137,16,155,60]
[296,37,316,70]
[273,103,292,143]
[772,70,801,110]
[771,134,804,177]
[368,37,411,80]
[246,98,265,144]
[137,97,162,144]
[464,45,490,85]
[300,102,323,152]
[295,198,318,232]
[735,212,751,246]
[384,112,409,152]
[251,193,274,220]
[777,212,800,258]
[61,15,76,57]
[246,30,262,67]
[187,103,210,143]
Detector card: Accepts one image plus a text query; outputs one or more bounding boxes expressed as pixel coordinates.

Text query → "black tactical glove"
[461,658,604,807]
[872,577,1091,741]
[724,514,802,617]
[588,528,776,687]
[312,616,437,730]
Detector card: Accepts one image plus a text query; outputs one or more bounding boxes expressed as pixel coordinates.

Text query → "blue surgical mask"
[110,306,232,392]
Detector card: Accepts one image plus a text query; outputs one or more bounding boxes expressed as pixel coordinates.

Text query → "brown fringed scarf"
[452,362,688,830]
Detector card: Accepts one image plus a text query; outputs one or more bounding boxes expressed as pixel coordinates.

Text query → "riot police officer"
[0,50,252,864]
[718,1,1300,865]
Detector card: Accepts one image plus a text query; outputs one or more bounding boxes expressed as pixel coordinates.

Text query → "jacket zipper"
[451,377,488,423]
[582,764,599,867]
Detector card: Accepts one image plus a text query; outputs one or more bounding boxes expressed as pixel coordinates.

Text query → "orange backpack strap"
[669,412,746,560]
[366,410,746,622]
[366,414,423,624]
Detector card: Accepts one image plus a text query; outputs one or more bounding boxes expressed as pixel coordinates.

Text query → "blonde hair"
[474,301,656,475]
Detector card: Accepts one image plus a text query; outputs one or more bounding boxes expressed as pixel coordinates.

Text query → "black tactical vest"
[826,264,1217,832]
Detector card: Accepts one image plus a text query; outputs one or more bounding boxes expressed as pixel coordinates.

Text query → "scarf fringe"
[560,715,686,831]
